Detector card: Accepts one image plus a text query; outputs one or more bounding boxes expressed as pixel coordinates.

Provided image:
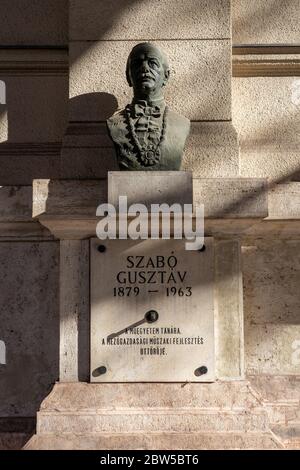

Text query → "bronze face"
[127,43,169,98]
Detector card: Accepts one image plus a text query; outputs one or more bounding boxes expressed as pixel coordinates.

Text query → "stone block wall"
[0,0,69,185]
[242,240,300,375]
[0,242,59,416]
[0,0,299,449]
[232,0,300,182]
[231,0,300,374]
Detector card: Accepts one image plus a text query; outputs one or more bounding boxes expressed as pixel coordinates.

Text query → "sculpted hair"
[126,42,170,87]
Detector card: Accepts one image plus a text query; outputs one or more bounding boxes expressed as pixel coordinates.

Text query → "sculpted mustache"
[139,72,155,79]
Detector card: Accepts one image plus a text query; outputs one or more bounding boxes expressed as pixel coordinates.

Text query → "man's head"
[126,43,170,99]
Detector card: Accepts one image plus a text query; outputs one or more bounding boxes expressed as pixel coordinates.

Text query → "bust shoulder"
[106,109,128,142]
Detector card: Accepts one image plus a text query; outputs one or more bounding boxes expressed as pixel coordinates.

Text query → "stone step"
[272,424,300,450]
[24,431,283,450]
[37,409,268,434]
[39,382,262,412]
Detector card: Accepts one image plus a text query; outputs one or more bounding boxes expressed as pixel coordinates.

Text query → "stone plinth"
[108,171,192,208]
[24,381,283,450]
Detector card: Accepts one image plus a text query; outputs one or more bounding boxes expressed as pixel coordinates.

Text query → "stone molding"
[0,48,68,76]
[233,46,300,77]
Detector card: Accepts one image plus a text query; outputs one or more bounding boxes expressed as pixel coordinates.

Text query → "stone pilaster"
[215,240,244,380]
[59,239,89,382]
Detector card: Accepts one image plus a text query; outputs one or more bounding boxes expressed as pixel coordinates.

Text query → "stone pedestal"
[24,382,282,450]
[24,172,275,449]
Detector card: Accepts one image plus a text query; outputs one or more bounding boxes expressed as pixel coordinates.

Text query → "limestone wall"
[242,240,300,375]
[0,0,68,185]
[233,77,300,182]
[0,241,59,416]
[232,0,300,45]
[232,0,300,183]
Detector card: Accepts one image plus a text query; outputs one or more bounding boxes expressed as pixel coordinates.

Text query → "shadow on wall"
[0,73,68,185]
[69,91,119,122]
[60,92,119,178]
[0,241,59,417]
[232,0,299,43]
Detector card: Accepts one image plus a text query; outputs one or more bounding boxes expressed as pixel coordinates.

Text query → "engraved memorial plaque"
[91,238,215,382]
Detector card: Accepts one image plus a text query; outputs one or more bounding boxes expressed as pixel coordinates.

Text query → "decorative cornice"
[233,60,300,77]
[0,45,299,78]
[233,45,300,55]
[0,142,62,156]
[233,45,300,77]
[0,48,68,76]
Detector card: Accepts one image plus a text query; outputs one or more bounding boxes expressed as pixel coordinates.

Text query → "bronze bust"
[107,42,190,171]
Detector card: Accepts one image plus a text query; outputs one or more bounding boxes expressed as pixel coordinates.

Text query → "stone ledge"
[2,179,300,239]
[38,381,260,411]
[32,177,268,218]
[24,431,282,450]
[24,381,286,449]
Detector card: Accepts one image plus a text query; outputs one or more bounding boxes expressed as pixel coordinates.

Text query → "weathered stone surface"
[193,178,268,218]
[0,242,59,416]
[0,0,68,45]
[243,239,300,375]
[242,240,300,325]
[0,222,52,240]
[32,179,107,218]
[0,149,61,186]
[0,76,68,143]
[37,412,268,434]
[25,431,282,450]
[215,240,244,379]
[248,375,300,426]
[70,40,231,121]
[0,186,32,221]
[59,240,89,382]
[33,178,268,221]
[183,122,240,177]
[36,382,268,433]
[243,241,300,375]
[268,183,300,219]
[37,382,262,411]
[232,0,300,45]
[70,0,231,40]
[108,171,192,208]
[0,433,32,450]
[232,77,300,182]
[25,381,286,449]
[245,324,300,375]
[25,381,300,449]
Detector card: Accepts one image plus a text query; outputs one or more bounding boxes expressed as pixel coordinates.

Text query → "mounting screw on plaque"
[145,310,159,323]
[92,366,107,377]
[97,245,106,253]
[198,245,206,252]
[194,366,208,377]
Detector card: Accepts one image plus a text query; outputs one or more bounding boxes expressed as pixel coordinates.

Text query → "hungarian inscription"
[90,239,215,382]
